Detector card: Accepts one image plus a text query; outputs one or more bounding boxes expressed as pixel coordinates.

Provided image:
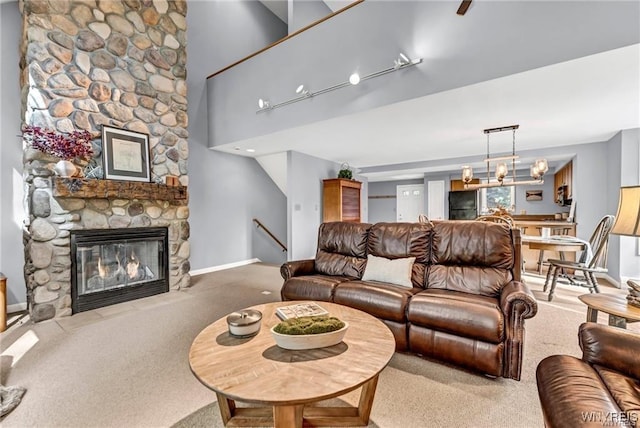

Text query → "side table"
[578,293,640,329]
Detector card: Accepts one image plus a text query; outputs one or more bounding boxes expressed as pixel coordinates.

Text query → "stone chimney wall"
[20,0,190,322]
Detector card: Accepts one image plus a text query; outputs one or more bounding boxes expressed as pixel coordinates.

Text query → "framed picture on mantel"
[102,125,151,182]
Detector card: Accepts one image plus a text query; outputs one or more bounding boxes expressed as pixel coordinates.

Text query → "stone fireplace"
[20,0,190,322]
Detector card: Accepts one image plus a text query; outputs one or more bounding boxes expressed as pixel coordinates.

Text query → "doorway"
[396,184,424,222]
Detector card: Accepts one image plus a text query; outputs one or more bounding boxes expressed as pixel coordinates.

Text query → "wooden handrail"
[253,218,287,252]
[207,0,365,80]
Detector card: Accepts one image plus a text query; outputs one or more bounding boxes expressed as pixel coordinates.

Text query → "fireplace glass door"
[71,227,168,313]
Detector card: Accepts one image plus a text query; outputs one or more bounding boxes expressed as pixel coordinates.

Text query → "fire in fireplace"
[70,227,169,313]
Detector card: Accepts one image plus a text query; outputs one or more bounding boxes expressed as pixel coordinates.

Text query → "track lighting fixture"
[256,52,423,113]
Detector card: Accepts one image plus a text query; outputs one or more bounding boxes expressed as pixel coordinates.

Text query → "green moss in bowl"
[273,316,345,335]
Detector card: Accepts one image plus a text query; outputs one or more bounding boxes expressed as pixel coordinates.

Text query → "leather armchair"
[537,323,640,427]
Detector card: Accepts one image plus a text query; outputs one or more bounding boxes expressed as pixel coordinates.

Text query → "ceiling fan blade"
[457,0,472,16]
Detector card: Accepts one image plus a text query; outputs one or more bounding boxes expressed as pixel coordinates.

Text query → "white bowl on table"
[270,322,349,350]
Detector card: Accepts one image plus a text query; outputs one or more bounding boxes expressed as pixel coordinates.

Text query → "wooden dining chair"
[543,215,616,301]
[475,215,514,227]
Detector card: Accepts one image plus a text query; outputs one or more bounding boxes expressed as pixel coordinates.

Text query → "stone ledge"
[53,178,188,201]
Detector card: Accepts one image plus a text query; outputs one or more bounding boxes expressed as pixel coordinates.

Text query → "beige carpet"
[1,264,636,428]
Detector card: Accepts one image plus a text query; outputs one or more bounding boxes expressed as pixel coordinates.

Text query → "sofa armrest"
[579,322,640,380]
[499,280,538,380]
[280,259,316,281]
[499,280,538,320]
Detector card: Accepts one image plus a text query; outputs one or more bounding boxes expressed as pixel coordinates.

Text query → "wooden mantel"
[52,178,188,201]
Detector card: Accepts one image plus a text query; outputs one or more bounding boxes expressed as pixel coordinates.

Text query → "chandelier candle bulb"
[495,162,508,181]
[535,159,549,174]
[462,166,474,183]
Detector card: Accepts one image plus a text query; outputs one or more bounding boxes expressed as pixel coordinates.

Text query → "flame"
[126,252,140,279]
[98,257,106,278]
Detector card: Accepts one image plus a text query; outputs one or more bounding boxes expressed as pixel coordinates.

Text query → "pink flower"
[22,125,94,161]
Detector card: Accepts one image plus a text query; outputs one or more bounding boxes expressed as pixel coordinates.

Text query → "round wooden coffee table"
[579,293,640,329]
[189,301,395,428]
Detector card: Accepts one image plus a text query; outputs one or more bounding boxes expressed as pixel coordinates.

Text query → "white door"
[396,184,424,222]
[427,180,445,220]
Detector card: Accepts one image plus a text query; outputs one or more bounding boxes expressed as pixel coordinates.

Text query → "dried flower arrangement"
[22,125,93,161]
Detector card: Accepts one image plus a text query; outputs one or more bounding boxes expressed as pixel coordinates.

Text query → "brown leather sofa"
[280,221,538,380]
[536,323,640,427]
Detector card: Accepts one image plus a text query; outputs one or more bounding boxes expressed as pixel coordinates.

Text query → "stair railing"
[253,218,287,252]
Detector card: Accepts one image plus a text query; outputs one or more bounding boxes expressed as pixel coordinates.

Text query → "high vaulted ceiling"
[218,1,640,182]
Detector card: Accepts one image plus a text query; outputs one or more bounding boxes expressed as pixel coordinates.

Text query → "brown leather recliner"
[536,323,640,427]
[280,220,538,380]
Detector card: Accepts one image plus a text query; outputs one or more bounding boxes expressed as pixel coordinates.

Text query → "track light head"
[394,53,412,69]
[258,98,270,109]
[349,73,360,85]
[296,84,310,97]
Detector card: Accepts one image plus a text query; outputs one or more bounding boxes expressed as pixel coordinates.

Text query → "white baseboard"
[8,302,27,314]
[595,272,621,288]
[190,258,262,276]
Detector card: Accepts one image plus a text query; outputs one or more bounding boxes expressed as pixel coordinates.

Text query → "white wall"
[0,1,26,307]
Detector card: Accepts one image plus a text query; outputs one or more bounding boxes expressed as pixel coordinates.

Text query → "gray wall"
[287,150,340,260]
[368,179,423,223]
[514,169,566,215]
[607,132,623,281]
[187,1,288,270]
[0,1,25,307]
[618,129,640,280]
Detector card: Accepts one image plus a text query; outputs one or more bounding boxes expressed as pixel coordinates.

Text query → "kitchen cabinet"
[450,179,480,191]
[554,161,573,205]
[323,179,361,222]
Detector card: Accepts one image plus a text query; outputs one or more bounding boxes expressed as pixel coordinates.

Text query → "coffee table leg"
[274,404,303,428]
[216,392,236,425]
[586,307,598,323]
[357,374,379,424]
[608,314,627,329]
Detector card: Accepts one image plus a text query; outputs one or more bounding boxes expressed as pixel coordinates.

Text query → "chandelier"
[461,125,548,189]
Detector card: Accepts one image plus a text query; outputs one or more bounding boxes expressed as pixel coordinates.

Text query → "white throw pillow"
[361,254,416,288]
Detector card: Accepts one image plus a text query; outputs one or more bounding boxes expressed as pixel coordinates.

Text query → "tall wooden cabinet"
[323,179,361,222]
